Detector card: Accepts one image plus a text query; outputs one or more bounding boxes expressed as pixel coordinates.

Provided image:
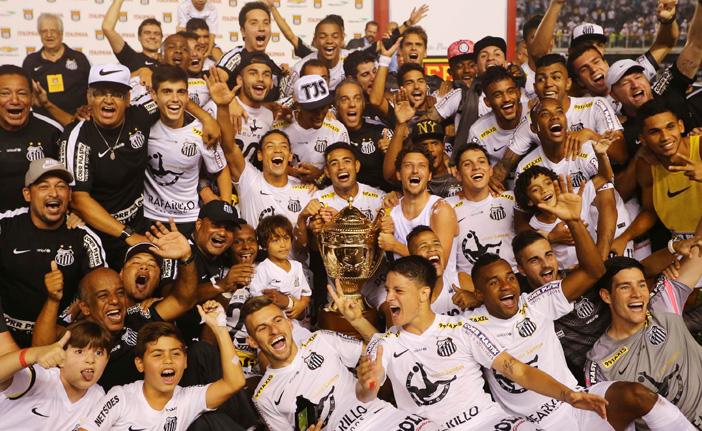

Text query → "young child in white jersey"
[249,215,312,321]
[79,303,245,431]
[0,321,110,431]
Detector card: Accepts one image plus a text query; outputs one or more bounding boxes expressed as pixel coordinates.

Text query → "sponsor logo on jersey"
[164,417,177,431]
[321,192,335,200]
[436,337,457,357]
[499,193,515,201]
[517,317,537,337]
[463,323,501,357]
[438,320,464,329]
[181,141,197,157]
[573,101,593,111]
[26,143,45,161]
[575,297,596,319]
[405,362,457,405]
[75,142,90,182]
[258,206,276,221]
[362,191,379,199]
[129,130,145,149]
[521,156,542,172]
[254,374,274,400]
[55,245,75,267]
[603,346,629,368]
[647,325,667,346]
[288,198,302,212]
[322,122,339,133]
[489,205,506,221]
[461,230,502,264]
[149,152,184,186]
[468,315,488,323]
[571,171,587,188]
[94,395,120,426]
[479,126,497,139]
[394,414,430,430]
[336,405,367,429]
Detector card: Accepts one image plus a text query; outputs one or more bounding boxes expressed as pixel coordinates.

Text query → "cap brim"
[571,34,607,47]
[29,169,74,187]
[89,81,132,91]
[298,93,334,110]
[609,65,645,89]
[449,53,476,65]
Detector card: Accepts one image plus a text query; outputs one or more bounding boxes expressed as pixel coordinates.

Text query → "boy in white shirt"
[249,215,312,321]
[177,0,219,36]
[0,321,110,431]
[79,302,245,430]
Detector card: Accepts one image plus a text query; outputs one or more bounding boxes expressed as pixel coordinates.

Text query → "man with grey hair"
[22,13,90,114]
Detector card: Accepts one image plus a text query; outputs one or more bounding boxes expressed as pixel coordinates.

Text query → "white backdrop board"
[0,0,374,66]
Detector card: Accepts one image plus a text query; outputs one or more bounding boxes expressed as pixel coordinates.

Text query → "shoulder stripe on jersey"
[0,207,29,220]
[64,121,86,186]
[32,112,64,133]
[6,365,37,400]
[76,224,108,268]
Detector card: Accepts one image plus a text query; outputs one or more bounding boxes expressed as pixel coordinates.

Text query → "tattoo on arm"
[502,357,515,378]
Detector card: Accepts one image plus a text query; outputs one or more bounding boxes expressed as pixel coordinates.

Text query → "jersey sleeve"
[460,322,505,368]
[78,225,108,271]
[296,264,312,297]
[338,122,350,143]
[294,40,314,59]
[525,281,574,320]
[584,357,607,387]
[248,263,268,296]
[1,365,49,399]
[637,51,660,81]
[115,42,138,70]
[321,330,363,368]
[200,141,227,174]
[80,386,125,431]
[365,333,391,371]
[591,97,623,133]
[649,276,693,316]
[61,122,94,193]
[179,384,213,424]
[580,141,599,179]
[434,88,462,120]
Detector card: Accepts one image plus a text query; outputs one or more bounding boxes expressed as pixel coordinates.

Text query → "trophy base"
[317,299,380,340]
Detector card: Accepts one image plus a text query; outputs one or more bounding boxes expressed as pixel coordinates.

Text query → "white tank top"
[431,270,462,316]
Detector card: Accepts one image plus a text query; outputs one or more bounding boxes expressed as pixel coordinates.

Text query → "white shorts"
[364,405,438,431]
[438,403,537,431]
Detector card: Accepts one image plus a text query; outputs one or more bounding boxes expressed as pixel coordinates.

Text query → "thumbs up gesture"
[33,331,71,369]
[44,260,64,303]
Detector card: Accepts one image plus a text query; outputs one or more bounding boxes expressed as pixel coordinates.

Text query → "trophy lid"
[325,197,373,231]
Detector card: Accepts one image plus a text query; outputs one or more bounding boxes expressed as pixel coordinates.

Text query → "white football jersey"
[253,330,434,431]
[468,104,529,167]
[430,269,463,317]
[235,161,314,228]
[367,314,510,429]
[276,117,350,169]
[249,258,312,299]
[313,183,385,220]
[236,97,274,165]
[176,0,218,34]
[187,77,212,109]
[144,119,226,223]
[515,141,599,192]
[509,96,623,156]
[446,193,517,274]
[0,366,104,431]
[522,63,537,100]
[465,281,580,422]
[80,380,210,431]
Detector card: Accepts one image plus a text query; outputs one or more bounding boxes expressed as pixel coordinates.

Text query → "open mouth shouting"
[542,88,558,99]
[498,291,517,311]
[134,271,151,295]
[251,83,267,98]
[410,90,424,105]
[99,104,118,120]
[270,335,287,353]
[210,234,228,249]
[627,301,645,313]
[388,303,401,321]
[408,175,422,187]
[547,122,564,138]
[104,308,123,326]
[539,267,556,283]
[44,198,64,215]
[591,72,605,88]
[161,368,177,385]
[469,171,486,183]
[271,155,285,168]
[254,34,268,49]
[630,88,646,105]
[500,101,516,118]
[171,53,184,66]
[345,109,358,123]
[336,171,351,183]
[408,52,419,62]
[4,106,26,122]
[426,254,442,272]
[166,102,182,117]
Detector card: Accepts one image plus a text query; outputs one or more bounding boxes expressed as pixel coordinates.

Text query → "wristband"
[286,296,294,312]
[119,225,134,242]
[180,253,195,265]
[377,55,392,68]
[18,348,29,368]
[667,239,677,255]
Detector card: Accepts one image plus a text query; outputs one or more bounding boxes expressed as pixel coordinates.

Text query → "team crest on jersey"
[517,317,537,337]
[570,121,584,132]
[574,297,596,319]
[359,138,376,154]
[436,337,457,357]
[121,328,138,346]
[288,199,302,212]
[181,141,197,157]
[462,230,502,264]
[489,205,506,221]
[314,138,328,153]
[361,209,373,220]
[304,351,324,369]
[129,130,145,149]
[164,416,177,431]
[55,246,75,267]
[405,362,457,405]
[571,172,586,188]
[26,143,45,161]
[647,325,667,346]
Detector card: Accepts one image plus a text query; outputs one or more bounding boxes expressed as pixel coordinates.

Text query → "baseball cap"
[448,39,475,63]
[198,200,242,227]
[571,23,607,47]
[123,242,163,267]
[474,36,507,57]
[293,74,334,110]
[233,51,277,78]
[412,120,445,143]
[88,64,132,90]
[25,158,74,187]
[606,59,645,90]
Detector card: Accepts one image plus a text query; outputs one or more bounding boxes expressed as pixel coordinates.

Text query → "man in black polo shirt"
[22,13,90,115]
[0,65,63,212]
[0,298,19,356]
[0,158,106,347]
[101,0,163,72]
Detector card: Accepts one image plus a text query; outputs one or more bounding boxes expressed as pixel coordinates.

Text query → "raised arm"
[648,0,680,66]
[32,261,67,347]
[615,158,659,252]
[677,0,702,79]
[327,281,378,343]
[0,332,70,390]
[383,91,414,182]
[71,192,147,246]
[101,0,127,55]
[430,200,458,269]
[592,186,617,260]
[264,0,300,49]
[529,0,564,61]
[355,344,384,403]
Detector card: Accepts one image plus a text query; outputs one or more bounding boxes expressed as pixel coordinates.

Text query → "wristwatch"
[179,253,195,265]
[119,225,134,242]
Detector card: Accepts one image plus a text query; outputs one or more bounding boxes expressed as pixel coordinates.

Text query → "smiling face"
[135,335,187,393]
[194,218,236,257]
[449,57,477,87]
[153,79,188,125]
[23,175,70,229]
[640,111,684,158]
[232,224,258,264]
[242,8,271,52]
[516,237,560,288]
[524,173,557,210]
[408,231,444,277]
[121,253,161,302]
[325,147,360,194]
[79,270,128,333]
[531,99,567,146]
[0,74,31,131]
[257,132,292,178]
[397,151,432,197]
[139,23,163,53]
[456,148,492,192]
[474,259,521,319]
[484,78,521,123]
[162,35,191,70]
[611,71,653,112]
[385,271,430,327]
[399,33,426,65]
[186,38,205,75]
[246,303,296,367]
[601,267,649,328]
[477,46,506,75]
[61,344,109,393]
[571,48,609,96]
[353,61,377,95]
[237,63,273,105]
[314,22,344,64]
[336,82,365,130]
[534,62,571,104]
[88,84,129,129]
[298,104,330,130]
[401,70,427,108]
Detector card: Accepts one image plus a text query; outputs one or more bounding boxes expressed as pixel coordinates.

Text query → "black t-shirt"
[685,83,702,128]
[0,112,62,212]
[99,304,163,390]
[0,298,7,334]
[60,103,160,226]
[217,46,283,102]
[22,44,90,114]
[348,121,395,192]
[0,209,106,347]
[651,62,696,132]
[115,41,160,72]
